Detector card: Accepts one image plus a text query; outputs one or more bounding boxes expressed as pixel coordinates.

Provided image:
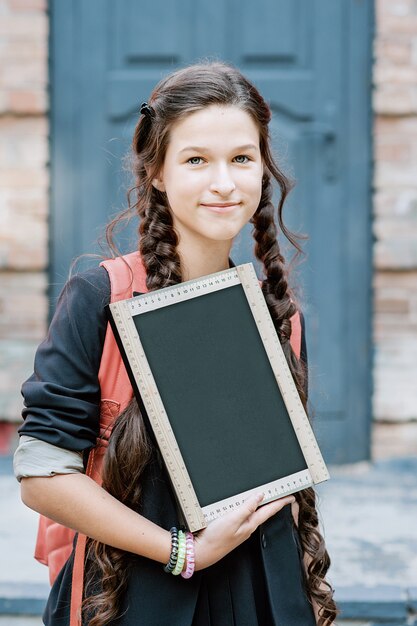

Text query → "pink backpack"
[33,252,302,625]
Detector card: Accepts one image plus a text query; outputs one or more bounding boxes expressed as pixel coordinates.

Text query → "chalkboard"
[107,262,329,531]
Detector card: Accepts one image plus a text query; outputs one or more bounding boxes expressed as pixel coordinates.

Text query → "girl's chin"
[199,226,244,242]
[172,215,246,242]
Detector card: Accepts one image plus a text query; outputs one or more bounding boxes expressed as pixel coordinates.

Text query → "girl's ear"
[151,175,165,193]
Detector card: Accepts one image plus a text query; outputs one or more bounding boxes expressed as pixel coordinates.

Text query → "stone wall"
[0,0,48,428]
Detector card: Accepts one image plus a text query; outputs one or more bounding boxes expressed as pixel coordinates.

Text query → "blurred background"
[0,0,416,624]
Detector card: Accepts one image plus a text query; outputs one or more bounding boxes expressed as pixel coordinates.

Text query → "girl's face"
[152,104,264,247]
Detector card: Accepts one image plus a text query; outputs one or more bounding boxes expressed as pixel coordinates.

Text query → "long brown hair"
[82,60,339,625]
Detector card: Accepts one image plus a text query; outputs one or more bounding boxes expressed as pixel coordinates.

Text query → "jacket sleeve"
[17,266,111,453]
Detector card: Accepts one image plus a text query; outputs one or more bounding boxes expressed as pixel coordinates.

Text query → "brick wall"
[373,0,417,424]
[0,0,48,427]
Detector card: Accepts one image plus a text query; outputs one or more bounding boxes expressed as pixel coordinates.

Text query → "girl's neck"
[178,242,234,282]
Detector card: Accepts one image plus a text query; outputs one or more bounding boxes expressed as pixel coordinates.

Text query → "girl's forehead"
[168,104,260,149]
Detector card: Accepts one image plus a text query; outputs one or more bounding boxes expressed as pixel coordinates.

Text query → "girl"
[14,60,338,625]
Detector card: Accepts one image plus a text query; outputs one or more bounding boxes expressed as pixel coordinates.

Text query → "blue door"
[50,0,374,463]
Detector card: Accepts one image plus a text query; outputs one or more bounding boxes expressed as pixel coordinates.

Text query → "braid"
[252,177,298,345]
[252,173,338,625]
[138,191,183,290]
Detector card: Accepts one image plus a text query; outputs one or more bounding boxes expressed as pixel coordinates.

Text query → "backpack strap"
[289,310,302,360]
[97,251,148,414]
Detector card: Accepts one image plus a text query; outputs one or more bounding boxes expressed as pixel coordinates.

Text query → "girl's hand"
[193,492,295,571]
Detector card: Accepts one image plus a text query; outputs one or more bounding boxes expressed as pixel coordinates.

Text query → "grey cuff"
[13,435,85,483]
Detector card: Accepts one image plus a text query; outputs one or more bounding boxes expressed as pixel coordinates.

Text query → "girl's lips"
[201,203,240,213]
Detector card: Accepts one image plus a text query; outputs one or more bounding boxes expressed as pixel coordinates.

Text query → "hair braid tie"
[135,102,155,154]
[140,101,155,118]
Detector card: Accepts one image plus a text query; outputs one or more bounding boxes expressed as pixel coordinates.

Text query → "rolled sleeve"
[18,266,110,452]
[13,435,85,482]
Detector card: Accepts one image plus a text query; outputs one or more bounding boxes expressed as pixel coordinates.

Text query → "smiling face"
[152,104,264,250]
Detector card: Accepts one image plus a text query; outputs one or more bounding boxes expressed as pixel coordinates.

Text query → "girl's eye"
[187,157,204,165]
[234,155,250,164]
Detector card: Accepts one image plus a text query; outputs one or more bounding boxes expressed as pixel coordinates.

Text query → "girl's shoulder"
[62,264,111,302]
[55,264,111,326]
[45,265,112,364]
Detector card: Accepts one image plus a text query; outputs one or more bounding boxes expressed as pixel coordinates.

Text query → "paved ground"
[1,454,416,624]
[317,456,417,624]
[317,456,417,589]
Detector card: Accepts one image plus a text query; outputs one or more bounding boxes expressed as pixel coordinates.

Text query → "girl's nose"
[209,165,236,195]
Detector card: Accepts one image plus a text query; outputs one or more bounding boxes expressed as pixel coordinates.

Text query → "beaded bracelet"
[163,527,179,573]
[172,529,186,575]
[180,531,195,579]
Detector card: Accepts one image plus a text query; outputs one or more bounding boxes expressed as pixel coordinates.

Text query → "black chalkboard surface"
[107,263,329,532]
